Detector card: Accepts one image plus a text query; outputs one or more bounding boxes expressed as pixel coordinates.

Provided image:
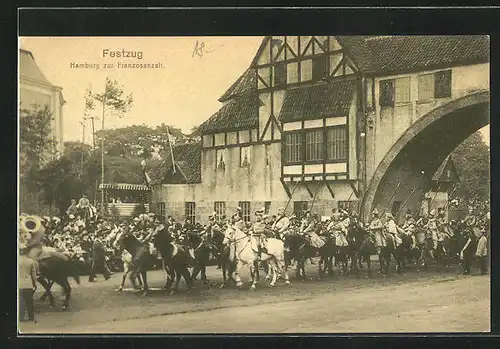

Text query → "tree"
[19,105,57,214]
[451,131,490,199]
[90,78,134,211]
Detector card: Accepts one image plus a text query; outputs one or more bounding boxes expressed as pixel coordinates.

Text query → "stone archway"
[361,90,490,220]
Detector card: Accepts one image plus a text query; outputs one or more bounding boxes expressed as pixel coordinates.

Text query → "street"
[19,262,490,334]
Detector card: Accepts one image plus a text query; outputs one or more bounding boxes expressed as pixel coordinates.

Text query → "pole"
[395,185,418,221]
[283,180,299,213]
[380,181,401,217]
[100,94,105,213]
[90,117,96,151]
[79,119,86,176]
[167,126,176,174]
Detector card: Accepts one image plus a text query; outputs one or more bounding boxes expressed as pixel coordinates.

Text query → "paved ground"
[19,261,490,334]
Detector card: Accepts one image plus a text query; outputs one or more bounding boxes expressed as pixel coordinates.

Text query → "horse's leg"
[37,277,56,307]
[60,278,72,310]
[233,260,243,288]
[39,279,54,301]
[268,259,278,287]
[170,268,182,295]
[249,261,257,291]
[182,267,193,293]
[140,270,148,297]
[367,253,372,278]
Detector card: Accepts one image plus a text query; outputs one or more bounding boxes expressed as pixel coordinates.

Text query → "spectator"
[18,248,37,323]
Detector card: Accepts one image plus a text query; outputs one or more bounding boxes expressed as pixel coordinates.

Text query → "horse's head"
[223,225,238,245]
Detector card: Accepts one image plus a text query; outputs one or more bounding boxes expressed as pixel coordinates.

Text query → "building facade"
[19,48,65,156]
[149,36,489,223]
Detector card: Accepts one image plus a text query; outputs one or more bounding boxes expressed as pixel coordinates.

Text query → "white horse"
[222,225,290,290]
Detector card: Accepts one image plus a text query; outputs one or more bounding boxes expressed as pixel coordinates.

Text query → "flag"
[144,171,152,185]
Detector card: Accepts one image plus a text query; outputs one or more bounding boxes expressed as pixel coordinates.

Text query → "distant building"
[19,48,65,156]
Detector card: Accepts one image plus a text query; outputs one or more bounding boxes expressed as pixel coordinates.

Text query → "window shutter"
[434,70,452,99]
[379,79,395,107]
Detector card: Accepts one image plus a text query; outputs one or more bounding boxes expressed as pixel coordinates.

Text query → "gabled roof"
[19,49,53,85]
[433,155,460,183]
[149,142,202,185]
[197,93,260,134]
[218,68,256,102]
[279,80,356,122]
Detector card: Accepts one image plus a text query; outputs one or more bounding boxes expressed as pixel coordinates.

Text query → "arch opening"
[361,91,489,222]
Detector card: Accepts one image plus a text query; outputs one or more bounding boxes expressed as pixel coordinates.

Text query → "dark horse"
[153,226,193,295]
[114,230,154,296]
[32,249,81,310]
[185,228,235,288]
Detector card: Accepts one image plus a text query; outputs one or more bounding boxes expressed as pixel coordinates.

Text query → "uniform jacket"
[252,221,267,234]
[272,216,290,234]
[369,218,383,231]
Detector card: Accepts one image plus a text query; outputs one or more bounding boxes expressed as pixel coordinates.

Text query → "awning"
[98,183,150,191]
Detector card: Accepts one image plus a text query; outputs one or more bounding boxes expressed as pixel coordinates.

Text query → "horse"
[222,225,290,290]
[28,247,81,310]
[153,225,193,295]
[186,228,236,288]
[113,229,154,296]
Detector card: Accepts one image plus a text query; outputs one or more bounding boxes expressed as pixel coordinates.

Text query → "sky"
[19,36,489,146]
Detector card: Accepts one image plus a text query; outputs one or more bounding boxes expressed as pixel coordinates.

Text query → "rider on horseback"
[271,207,290,240]
[384,212,401,250]
[369,208,384,253]
[252,208,268,254]
[427,209,439,259]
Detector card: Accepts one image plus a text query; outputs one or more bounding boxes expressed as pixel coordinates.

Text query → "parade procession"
[18,34,490,333]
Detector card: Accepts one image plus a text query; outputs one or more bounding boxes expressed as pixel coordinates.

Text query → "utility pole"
[89,116,96,150]
[79,119,86,177]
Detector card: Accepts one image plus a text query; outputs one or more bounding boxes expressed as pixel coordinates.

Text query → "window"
[339,200,357,213]
[215,149,227,171]
[202,134,214,148]
[240,146,251,167]
[418,74,434,101]
[284,133,303,163]
[157,202,166,222]
[264,201,271,214]
[185,202,196,224]
[312,55,328,82]
[294,201,309,218]
[305,130,323,161]
[301,59,313,82]
[379,79,395,107]
[434,70,452,99]
[395,77,410,103]
[238,201,251,222]
[214,202,226,222]
[419,70,452,101]
[265,144,270,166]
[274,62,287,88]
[326,127,347,161]
[287,62,299,84]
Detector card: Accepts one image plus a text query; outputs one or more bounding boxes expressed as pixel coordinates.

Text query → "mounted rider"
[384,212,401,249]
[251,208,268,254]
[326,209,349,247]
[427,209,439,258]
[369,208,384,252]
[436,206,452,239]
[301,209,325,249]
[401,209,417,247]
[233,207,246,232]
[271,207,291,240]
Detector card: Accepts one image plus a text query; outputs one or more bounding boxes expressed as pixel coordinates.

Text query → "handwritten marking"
[192,40,206,58]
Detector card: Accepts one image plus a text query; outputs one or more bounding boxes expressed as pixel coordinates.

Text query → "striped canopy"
[98,183,150,191]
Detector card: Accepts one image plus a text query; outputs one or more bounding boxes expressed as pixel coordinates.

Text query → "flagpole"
[167,126,176,174]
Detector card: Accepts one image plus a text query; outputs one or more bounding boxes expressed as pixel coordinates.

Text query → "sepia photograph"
[18,35,490,334]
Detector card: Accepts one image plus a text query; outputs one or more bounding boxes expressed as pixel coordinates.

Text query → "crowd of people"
[18,194,490,322]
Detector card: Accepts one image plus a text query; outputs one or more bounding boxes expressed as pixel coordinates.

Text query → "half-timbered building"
[149,35,489,223]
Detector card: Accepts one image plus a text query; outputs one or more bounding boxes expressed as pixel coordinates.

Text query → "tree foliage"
[451,131,490,199]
